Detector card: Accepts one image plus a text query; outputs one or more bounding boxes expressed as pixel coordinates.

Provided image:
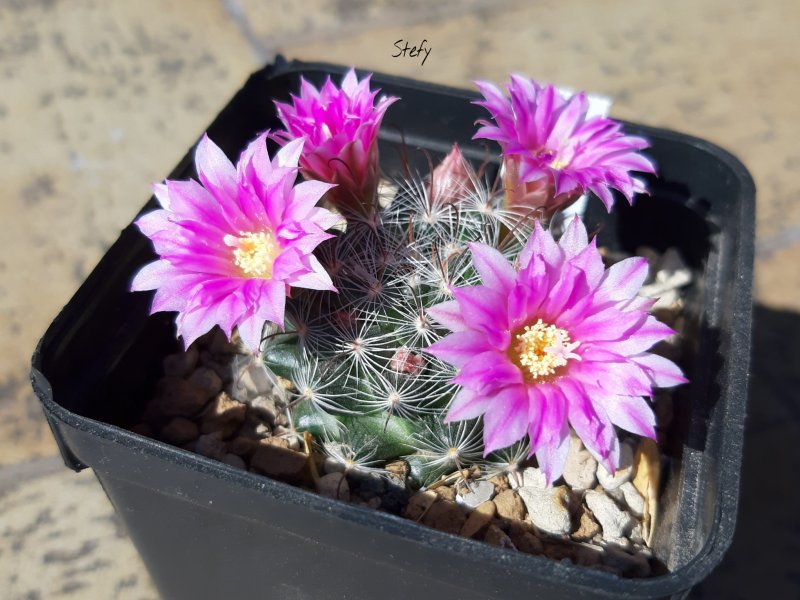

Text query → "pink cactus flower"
[425,217,687,484]
[274,68,398,215]
[131,133,341,353]
[473,75,656,217]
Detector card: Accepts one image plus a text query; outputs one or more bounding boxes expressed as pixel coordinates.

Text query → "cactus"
[262,153,534,487]
[131,69,680,493]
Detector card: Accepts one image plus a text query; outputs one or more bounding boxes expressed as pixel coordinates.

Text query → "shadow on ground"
[690,304,800,599]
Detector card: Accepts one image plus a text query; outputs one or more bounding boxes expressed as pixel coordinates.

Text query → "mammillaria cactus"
[262,141,530,485]
[133,68,682,491]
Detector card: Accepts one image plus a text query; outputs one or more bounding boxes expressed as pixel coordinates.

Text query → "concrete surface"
[0,0,798,598]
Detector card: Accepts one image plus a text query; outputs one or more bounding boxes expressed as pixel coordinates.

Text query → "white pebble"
[562,437,598,490]
[457,480,495,509]
[597,442,634,490]
[585,490,634,539]
[521,467,548,490]
[620,481,645,518]
[518,485,572,535]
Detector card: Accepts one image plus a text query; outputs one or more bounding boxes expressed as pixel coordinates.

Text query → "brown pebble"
[264,436,290,449]
[160,417,199,446]
[162,347,199,378]
[236,410,272,440]
[570,544,603,567]
[208,327,239,354]
[507,521,543,555]
[154,377,213,418]
[199,351,232,383]
[488,474,510,492]
[249,444,312,486]
[483,524,516,549]
[188,367,223,397]
[543,540,576,562]
[459,501,496,539]
[573,507,601,542]
[434,485,457,502]
[200,391,246,438]
[422,500,467,535]
[195,432,227,461]
[273,425,292,438]
[493,489,526,521]
[403,491,437,521]
[227,436,262,459]
[385,460,409,479]
[317,472,350,501]
[249,396,280,426]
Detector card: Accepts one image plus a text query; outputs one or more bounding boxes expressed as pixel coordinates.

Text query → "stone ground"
[0,0,798,598]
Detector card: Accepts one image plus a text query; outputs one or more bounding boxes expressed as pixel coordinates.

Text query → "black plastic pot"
[31,58,755,600]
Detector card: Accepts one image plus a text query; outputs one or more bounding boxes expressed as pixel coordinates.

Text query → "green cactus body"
[262,158,533,487]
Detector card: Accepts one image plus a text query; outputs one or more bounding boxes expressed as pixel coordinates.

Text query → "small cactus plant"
[133,67,684,493]
[262,145,531,486]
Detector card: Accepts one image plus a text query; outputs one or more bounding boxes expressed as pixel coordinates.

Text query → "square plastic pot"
[31,58,755,600]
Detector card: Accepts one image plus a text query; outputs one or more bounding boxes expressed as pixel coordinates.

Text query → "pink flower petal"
[592,391,657,440]
[176,300,220,350]
[134,210,172,238]
[195,134,237,206]
[252,279,287,330]
[533,384,569,446]
[630,352,688,387]
[275,138,304,170]
[596,257,649,303]
[427,300,469,332]
[534,402,570,486]
[569,355,653,397]
[468,242,517,295]
[558,216,589,258]
[445,387,492,422]
[610,316,676,355]
[451,351,523,391]
[569,306,645,342]
[527,386,546,453]
[130,259,174,292]
[482,385,529,454]
[236,315,265,353]
[165,179,236,233]
[519,220,563,270]
[426,330,498,367]
[451,286,510,342]
[570,239,605,289]
[562,378,619,471]
[285,180,337,221]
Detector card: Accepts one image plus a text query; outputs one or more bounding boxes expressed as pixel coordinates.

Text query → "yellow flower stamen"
[548,155,570,170]
[514,318,581,381]
[225,230,280,278]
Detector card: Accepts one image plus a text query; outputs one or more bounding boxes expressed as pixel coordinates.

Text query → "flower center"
[514,318,581,381]
[225,230,280,278]
[548,155,570,170]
